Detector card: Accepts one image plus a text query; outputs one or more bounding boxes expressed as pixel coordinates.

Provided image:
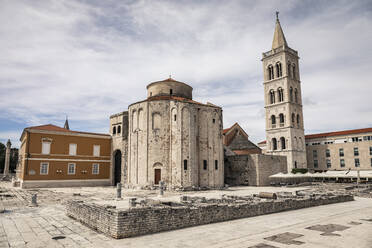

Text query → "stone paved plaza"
[0,182,372,247]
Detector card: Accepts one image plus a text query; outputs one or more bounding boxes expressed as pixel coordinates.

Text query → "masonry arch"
[113,149,122,185]
[277,87,284,102]
[153,162,163,185]
[295,88,298,103]
[276,62,282,77]
[272,138,277,150]
[280,137,286,150]
[268,65,274,80]
[271,115,276,128]
[269,90,275,104]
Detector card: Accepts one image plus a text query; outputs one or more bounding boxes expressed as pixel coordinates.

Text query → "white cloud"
[0,0,371,147]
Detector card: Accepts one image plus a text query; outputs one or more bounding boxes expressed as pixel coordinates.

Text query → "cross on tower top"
[276,11,279,21]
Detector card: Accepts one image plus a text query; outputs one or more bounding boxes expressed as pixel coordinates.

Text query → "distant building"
[305,128,372,171]
[258,127,372,171]
[17,124,111,188]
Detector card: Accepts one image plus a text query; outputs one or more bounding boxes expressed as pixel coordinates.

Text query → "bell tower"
[262,13,307,171]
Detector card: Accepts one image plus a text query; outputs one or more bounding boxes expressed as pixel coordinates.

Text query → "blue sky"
[0,0,371,147]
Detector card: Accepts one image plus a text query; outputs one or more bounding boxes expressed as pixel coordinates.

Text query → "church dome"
[146,77,193,99]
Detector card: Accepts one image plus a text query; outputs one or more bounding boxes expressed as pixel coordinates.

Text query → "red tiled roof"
[26,124,110,137]
[305,127,372,139]
[146,95,221,108]
[257,127,372,144]
[222,123,240,135]
[223,127,231,134]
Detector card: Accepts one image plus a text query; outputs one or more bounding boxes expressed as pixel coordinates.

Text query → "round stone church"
[110,78,224,189]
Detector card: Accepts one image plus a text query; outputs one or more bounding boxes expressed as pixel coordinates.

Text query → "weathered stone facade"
[223,123,287,186]
[110,111,129,185]
[262,16,307,171]
[111,78,224,189]
[66,193,353,239]
[225,154,287,186]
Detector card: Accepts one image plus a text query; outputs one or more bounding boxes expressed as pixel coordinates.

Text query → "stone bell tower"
[261,13,307,171]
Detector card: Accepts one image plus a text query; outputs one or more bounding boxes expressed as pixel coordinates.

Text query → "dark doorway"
[154,169,161,185]
[114,150,122,185]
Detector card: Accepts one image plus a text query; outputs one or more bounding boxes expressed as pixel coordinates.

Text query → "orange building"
[17,124,112,188]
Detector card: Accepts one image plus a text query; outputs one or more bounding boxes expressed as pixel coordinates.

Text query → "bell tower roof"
[271,12,288,50]
[64,116,70,130]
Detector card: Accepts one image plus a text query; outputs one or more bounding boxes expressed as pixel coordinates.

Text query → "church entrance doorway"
[154,169,161,185]
[114,150,122,185]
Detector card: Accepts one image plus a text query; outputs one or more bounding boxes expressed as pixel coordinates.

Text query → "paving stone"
[264,232,304,245]
[248,244,278,248]
[305,224,350,236]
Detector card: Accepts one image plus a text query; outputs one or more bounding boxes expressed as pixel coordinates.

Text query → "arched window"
[277,87,284,102]
[268,65,274,80]
[276,62,282,77]
[112,126,116,135]
[295,88,298,103]
[290,87,293,102]
[297,114,300,128]
[271,115,276,128]
[279,113,284,126]
[292,65,296,79]
[291,113,295,125]
[272,138,277,150]
[117,125,121,134]
[269,90,275,104]
[280,137,286,150]
[287,62,291,78]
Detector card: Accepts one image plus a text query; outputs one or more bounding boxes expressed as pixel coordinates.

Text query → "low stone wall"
[66,193,353,239]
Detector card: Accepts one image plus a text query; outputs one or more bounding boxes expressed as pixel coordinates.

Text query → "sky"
[0,0,371,148]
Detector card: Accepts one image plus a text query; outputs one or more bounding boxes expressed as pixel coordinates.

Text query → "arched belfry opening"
[114,150,122,185]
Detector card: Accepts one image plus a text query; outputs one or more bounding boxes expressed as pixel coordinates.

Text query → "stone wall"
[110,111,129,185]
[254,154,288,185]
[66,193,353,239]
[225,155,258,186]
[127,98,224,189]
[225,154,287,186]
